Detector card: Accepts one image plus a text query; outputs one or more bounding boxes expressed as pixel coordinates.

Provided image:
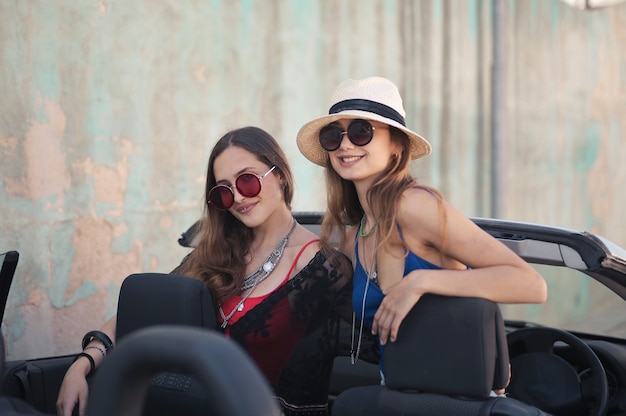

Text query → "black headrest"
[384,295,509,399]
[88,326,282,416]
[116,273,216,341]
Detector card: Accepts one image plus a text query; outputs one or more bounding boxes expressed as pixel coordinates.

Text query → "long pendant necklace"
[220,279,259,329]
[219,218,297,328]
[350,217,378,364]
[351,276,370,364]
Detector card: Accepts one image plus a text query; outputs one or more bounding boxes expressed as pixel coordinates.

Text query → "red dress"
[219,244,357,416]
[219,241,317,386]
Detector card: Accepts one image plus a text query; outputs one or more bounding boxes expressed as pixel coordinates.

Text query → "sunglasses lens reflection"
[319,125,343,151]
[209,186,234,210]
[347,120,373,145]
[318,120,374,151]
[235,173,262,197]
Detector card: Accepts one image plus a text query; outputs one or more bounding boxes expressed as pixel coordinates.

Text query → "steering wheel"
[506,327,608,416]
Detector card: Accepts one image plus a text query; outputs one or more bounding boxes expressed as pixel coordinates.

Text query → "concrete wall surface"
[0,0,625,359]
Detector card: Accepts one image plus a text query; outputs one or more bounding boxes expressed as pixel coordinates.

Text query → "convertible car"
[1,212,625,416]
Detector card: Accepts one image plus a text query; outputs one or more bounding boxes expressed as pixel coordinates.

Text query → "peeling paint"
[1,0,625,359]
[5,99,69,200]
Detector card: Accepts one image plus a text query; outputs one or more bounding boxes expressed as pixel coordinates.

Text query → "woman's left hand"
[371,273,423,345]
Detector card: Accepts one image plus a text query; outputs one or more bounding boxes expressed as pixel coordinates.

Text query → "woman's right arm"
[56,316,116,416]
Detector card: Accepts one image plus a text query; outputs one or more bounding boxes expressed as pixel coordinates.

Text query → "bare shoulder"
[396,185,477,248]
[289,225,353,278]
[398,186,444,227]
[398,186,498,253]
[295,224,322,251]
[290,225,323,267]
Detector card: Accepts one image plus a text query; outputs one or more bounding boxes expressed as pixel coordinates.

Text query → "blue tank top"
[352,231,442,373]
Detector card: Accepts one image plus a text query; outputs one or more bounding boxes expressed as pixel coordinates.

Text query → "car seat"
[0,331,51,415]
[88,325,281,416]
[331,295,552,416]
[113,272,218,416]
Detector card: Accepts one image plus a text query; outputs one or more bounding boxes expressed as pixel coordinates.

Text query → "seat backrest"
[0,251,19,327]
[384,294,509,399]
[332,296,550,416]
[113,273,219,416]
[88,326,282,416]
[116,273,216,341]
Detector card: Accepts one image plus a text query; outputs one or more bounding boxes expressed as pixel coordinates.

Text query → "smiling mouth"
[339,155,363,163]
[237,203,256,213]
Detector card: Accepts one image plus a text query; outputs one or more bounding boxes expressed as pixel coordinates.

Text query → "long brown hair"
[321,126,446,256]
[174,126,294,304]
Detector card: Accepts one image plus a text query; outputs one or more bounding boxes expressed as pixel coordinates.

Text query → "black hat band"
[329,99,406,127]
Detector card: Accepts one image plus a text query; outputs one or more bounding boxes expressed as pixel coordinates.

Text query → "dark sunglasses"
[208,166,276,210]
[318,119,376,151]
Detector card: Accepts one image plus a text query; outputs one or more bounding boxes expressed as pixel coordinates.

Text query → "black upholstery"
[116,272,216,340]
[0,251,19,328]
[87,325,281,416]
[385,295,509,398]
[113,273,218,416]
[331,295,552,416]
[0,251,43,415]
[0,332,49,415]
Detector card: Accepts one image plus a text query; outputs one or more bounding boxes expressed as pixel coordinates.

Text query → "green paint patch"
[576,123,601,171]
[63,280,98,307]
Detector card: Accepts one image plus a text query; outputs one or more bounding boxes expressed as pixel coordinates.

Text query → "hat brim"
[297,110,432,166]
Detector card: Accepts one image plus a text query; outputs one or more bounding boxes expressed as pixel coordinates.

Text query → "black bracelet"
[74,352,96,375]
[82,330,114,352]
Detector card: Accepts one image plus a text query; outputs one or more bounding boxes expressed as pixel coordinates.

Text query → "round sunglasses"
[208,166,276,210]
[318,119,376,152]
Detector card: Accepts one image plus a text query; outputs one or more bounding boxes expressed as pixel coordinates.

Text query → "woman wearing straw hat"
[296,76,547,382]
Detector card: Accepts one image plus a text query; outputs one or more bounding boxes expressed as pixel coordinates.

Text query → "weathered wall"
[0,0,624,359]
[506,2,626,234]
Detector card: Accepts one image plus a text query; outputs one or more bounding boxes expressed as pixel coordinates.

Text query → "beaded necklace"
[358,214,378,238]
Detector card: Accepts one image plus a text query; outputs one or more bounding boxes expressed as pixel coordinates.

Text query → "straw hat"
[296,76,432,166]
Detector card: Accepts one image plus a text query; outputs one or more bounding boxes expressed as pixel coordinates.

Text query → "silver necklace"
[350,220,378,364]
[219,279,259,329]
[351,277,370,364]
[365,229,378,285]
[241,219,297,290]
[219,218,297,328]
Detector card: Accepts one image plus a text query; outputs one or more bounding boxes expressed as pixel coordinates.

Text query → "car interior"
[2,212,626,415]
